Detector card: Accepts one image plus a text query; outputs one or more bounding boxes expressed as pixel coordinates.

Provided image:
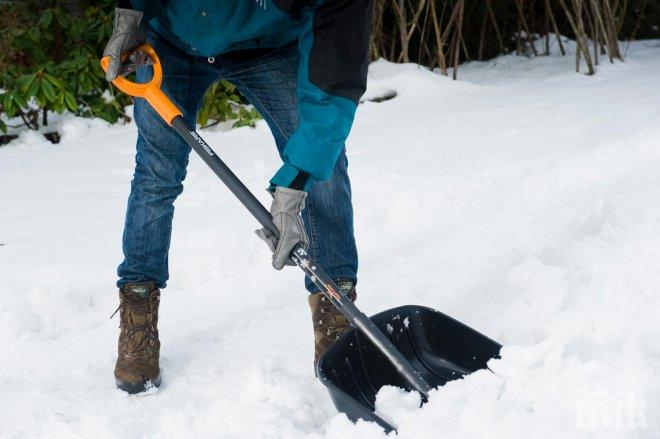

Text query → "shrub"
[198,81,261,130]
[1,0,656,144]
[0,1,259,143]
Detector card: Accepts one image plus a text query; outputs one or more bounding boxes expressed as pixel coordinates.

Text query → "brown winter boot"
[112,281,161,393]
[308,280,357,366]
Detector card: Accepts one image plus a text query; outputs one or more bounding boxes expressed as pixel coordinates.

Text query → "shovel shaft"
[171,116,431,398]
[172,118,275,233]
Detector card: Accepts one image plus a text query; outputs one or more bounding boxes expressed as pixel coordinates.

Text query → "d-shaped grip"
[100,44,182,125]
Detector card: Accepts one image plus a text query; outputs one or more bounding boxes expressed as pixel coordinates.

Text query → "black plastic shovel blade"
[316,305,502,432]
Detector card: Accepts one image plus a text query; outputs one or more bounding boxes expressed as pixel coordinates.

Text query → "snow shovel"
[101,45,502,432]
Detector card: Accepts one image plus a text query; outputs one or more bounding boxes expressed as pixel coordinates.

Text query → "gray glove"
[102,8,148,82]
[256,186,309,270]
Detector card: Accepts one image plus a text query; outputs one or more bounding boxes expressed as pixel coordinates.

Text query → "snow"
[1,40,660,438]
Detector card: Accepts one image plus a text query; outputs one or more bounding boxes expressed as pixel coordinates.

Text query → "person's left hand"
[255,186,309,270]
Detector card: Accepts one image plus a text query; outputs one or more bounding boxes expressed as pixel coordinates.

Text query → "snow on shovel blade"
[316,305,502,432]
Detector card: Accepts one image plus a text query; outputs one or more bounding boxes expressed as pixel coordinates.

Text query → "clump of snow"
[2,110,116,148]
[58,117,113,144]
[10,129,52,149]
[374,386,422,426]
[355,337,651,438]
[1,40,659,438]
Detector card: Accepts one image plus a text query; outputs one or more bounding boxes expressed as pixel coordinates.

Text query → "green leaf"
[3,93,17,117]
[41,80,57,102]
[39,10,53,28]
[22,74,38,93]
[55,9,69,28]
[64,93,77,112]
[96,111,116,123]
[26,79,41,98]
[80,74,92,91]
[12,91,28,109]
[3,93,12,111]
[44,74,66,89]
[35,90,47,108]
[53,101,65,114]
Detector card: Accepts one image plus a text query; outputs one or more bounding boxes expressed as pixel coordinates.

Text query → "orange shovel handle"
[100,44,182,126]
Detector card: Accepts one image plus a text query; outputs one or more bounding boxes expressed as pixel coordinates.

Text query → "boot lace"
[111,294,159,358]
[319,296,350,339]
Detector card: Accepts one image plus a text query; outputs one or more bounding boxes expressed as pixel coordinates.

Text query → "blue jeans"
[117,31,358,293]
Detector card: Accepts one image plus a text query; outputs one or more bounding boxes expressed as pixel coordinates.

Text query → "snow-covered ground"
[1,40,659,438]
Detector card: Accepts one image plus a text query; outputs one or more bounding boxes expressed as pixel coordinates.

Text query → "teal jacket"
[128,0,373,190]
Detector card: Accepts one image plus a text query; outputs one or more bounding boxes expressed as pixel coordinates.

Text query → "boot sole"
[116,374,161,394]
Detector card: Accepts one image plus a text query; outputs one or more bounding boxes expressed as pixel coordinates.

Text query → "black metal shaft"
[171,116,431,398]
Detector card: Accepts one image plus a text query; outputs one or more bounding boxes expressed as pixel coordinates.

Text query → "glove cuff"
[115,7,144,19]
[114,7,145,31]
[272,186,308,212]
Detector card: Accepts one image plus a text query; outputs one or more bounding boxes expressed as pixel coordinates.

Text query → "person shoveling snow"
[104,0,372,394]
[102,1,499,431]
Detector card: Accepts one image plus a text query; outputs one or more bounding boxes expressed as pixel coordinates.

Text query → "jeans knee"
[131,159,186,202]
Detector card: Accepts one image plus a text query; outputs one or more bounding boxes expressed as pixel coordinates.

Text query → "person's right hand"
[102,8,147,82]
[255,186,309,270]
